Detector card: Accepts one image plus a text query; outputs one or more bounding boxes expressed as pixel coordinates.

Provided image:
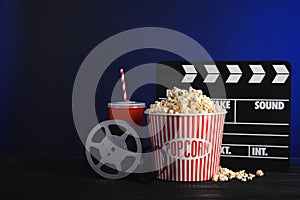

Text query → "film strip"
[156,61,291,171]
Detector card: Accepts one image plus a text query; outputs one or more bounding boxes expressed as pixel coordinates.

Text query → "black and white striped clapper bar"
[156,61,291,171]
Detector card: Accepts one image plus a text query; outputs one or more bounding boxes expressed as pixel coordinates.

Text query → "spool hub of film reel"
[85,120,143,180]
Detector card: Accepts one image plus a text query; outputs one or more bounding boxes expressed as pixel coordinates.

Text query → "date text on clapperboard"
[156,61,291,171]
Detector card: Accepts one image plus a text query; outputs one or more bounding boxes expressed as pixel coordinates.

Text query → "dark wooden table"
[1,157,299,199]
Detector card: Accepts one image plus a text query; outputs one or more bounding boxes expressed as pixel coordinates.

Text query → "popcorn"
[241,177,247,182]
[212,174,219,182]
[235,174,243,180]
[146,87,226,114]
[219,174,229,182]
[212,166,264,183]
[256,170,264,177]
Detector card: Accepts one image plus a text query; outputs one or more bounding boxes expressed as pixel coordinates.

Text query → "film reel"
[85,120,142,179]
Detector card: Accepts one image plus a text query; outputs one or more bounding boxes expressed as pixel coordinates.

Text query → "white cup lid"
[108,101,145,108]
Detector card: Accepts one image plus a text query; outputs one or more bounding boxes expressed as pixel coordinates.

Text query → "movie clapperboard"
[156,61,291,171]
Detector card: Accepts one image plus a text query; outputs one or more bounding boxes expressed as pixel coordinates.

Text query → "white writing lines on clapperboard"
[223,133,289,137]
[212,97,290,160]
[181,64,290,84]
[212,98,290,126]
[220,144,289,160]
[221,133,289,160]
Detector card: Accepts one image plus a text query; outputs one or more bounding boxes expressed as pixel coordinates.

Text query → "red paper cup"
[108,101,145,134]
[145,112,226,182]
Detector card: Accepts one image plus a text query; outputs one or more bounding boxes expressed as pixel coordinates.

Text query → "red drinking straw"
[120,69,128,102]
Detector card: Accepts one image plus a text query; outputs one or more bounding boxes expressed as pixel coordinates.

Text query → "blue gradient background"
[0,1,299,162]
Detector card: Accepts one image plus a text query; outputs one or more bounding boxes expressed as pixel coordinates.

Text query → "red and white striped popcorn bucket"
[145,112,227,182]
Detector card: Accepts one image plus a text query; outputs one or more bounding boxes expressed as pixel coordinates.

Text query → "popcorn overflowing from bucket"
[147,87,225,114]
[145,87,227,182]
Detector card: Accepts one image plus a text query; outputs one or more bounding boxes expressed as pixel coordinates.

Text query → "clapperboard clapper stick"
[156,61,291,171]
